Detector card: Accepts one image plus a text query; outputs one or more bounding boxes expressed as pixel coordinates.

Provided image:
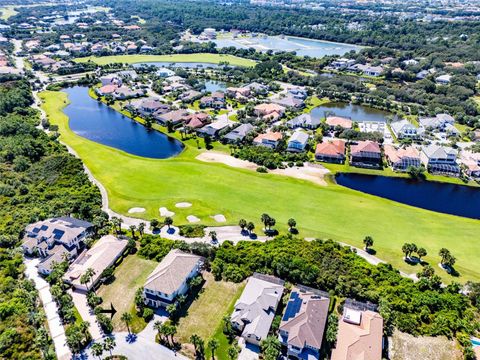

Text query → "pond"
[132,62,221,69]
[203,80,228,93]
[310,102,391,123]
[62,86,183,159]
[336,173,480,219]
[210,35,362,58]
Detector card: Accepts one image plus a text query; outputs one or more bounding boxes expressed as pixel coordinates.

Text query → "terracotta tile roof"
[254,132,283,142]
[384,145,420,163]
[326,116,353,129]
[98,84,118,94]
[350,140,381,155]
[254,103,286,115]
[315,140,346,157]
[331,310,383,360]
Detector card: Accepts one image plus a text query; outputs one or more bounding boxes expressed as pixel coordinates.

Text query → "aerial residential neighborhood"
[1,0,480,360]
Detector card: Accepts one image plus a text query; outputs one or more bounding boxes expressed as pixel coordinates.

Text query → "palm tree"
[417,247,427,260]
[111,216,122,234]
[266,217,276,231]
[91,342,103,360]
[103,337,116,357]
[138,222,146,237]
[166,303,177,317]
[209,231,217,242]
[190,334,202,356]
[164,216,173,229]
[246,222,255,235]
[177,294,187,305]
[163,323,177,346]
[439,248,450,264]
[363,236,374,251]
[238,219,247,232]
[261,213,271,230]
[154,320,165,342]
[402,243,412,259]
[228,346,238,360]
[129,225,137,238]
[80,267,96,293]
[287,218,296,232]
[121,312,133,334]
[208,339,219,360]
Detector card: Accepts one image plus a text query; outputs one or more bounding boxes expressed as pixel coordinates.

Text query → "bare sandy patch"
[187,215,200,223]
[196,151,258,170]
[270,163,329,186]
[389,329,462,360]
[211,214,226,223]
[176,202,192,208]
[159,207,175,217]
[128,207,145,214]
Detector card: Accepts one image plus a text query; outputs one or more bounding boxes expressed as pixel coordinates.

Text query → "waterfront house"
[113,86,145,100]
[384,145,421,171]
[331,58,356,70]
[390,120,419,139]
[143,249,203,308]
[315,140,346,164]
[326,116,353,129]
[287,113,320,130]
[331,300,383,360]
[350,141,382,168]
[272,94,305,109]
[231,273,284,346]
[185,112,210,129]
[22,217,93,275]
[253,131,283,149]
[287,131,309,152]
[197,115,235,137]
[100,74,122,86]
[420,144,459,175]
[460,151,480,179]
[180,90,202,103]
[63,235,128,292]
[157,109,190,126]
[224,123,255,143]
[279,286,330,360]
[254,103,286,122]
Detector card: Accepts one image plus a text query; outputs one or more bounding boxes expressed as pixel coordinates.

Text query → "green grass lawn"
[74,53,256,67]
[176,273,243,352]
[97,254,158,332]
[0,6,17,20]
[40,90,480,282]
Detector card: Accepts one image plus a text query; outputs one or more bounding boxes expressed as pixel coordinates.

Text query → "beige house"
[63,235,128,292]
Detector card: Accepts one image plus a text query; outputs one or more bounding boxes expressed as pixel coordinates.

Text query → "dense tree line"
[0,79,102,359]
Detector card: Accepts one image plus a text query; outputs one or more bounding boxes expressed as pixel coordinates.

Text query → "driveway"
[24,258,72,360]
[69,289,103,340]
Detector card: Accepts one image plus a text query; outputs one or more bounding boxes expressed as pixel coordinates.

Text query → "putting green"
[40,90,480,282]
[74,53,256,67]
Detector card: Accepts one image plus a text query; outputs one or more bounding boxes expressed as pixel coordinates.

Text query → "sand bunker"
[270,163,329,186]
[186,215,200,223]
[196,151,257,170]
[128,207,145,214]
[211,214,226,222]
[175,202,192,208]
[159,207,175,217]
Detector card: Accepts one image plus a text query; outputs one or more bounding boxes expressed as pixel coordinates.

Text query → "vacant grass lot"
[97,254,158,332]
[0,6,17,20]
[40,90,480,282]
[176,273,243,344]
[74,53,256,67]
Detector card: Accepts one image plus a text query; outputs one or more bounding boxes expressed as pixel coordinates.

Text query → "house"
[315,140,346,164]
[403,59,418,66]
[63,235,128,291]
[326,116,353,129]
[350,141,382,168]
[331,58,356,70]
[100,74,122,86]
[180,90,202,103]
[287,88,308,99]
[96,84,118,96]
[253,132,283,149]
[419,113,454,130]
[156,67,176,77]
[22,217,93,275]
[197,115,234,137]
[420,144,460,175]
[287,131,309,152]
[416,68,436,80]
[350,64,384,77]
[199,92,225,109]
[231,273,284,346]
[435,74,452,85]
[331,300,383,360]
[384,145,421,171]
[390,120,419,139]
[157,110,190,126]
[136,98,169,115]
[185,112,210,129]
[460,152,480,178]
[287,113,320,130]
[224,123,255,143]
[143,249,203,308]
[243,82,269,95]
[254,103,286,122]
[272,94,305,109]
[279,286,330,360]
[113,86,144,100]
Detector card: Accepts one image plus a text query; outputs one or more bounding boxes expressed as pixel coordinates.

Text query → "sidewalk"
[24,258,72,360]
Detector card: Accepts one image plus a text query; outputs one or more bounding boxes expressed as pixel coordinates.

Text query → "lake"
[62,86,183,159]
[210,35,361,58]
[310,102,391,123]
[336,173,480,219]
[204,80,228,92]
[133,62,221,69]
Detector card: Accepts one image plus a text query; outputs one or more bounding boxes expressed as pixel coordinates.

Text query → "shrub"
[143,308,154,321]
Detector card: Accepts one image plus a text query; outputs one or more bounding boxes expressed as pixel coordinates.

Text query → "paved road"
[24,258,72,360]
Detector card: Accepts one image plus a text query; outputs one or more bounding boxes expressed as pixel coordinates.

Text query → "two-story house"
[253,132,283,149]
[143,249,203,308]
[420,144,459,175]
[384,145,421,171]
[390,120,419,139]
[350,141,382,168]
[279,286,330,360]
[287,131,309,152]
